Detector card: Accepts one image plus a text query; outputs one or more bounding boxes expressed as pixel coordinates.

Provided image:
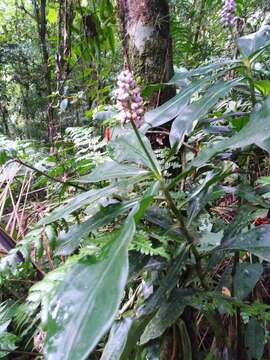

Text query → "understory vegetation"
[1,0,270,359]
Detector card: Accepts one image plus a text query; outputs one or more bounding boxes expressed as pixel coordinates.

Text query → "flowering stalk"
[115,70,144,127]
[220,0,237,28]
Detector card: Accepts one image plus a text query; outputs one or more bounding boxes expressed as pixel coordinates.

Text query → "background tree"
[117,0,175,106]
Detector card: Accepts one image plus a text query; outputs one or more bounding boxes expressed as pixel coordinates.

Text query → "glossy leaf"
[218,225,270,261]
[44,209,137,360]
[78,160,149,183]
[234,263,263,300]
[100,318,133,360]
[40,185,118,224]
[237,25,270,57]
[56,201,137,255]
[192,94,270,169]
[254,79,270,97]
[169,60,237,82]
[141,77,211,131]
[169,78,242,148]
[140,289,192,344]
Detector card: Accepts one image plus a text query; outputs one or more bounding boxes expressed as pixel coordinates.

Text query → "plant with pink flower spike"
[115,69,144,127]
[220,0,237,28]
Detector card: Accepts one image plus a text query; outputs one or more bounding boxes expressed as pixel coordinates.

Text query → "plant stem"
[160,181,208,290]
[8,157,86,191]
[130,121,228,348]
[130,120,161,178]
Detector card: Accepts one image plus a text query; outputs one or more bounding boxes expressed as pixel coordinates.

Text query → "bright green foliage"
[1,1,270,360]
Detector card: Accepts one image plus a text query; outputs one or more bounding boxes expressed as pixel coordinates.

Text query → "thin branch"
[0,348,42,357]
[8,157,86,191]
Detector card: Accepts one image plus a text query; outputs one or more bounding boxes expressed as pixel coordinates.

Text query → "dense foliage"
[1,1,270,359]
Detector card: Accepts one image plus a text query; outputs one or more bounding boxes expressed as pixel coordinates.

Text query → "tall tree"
[32,0,55,149]
[117,0,175,107]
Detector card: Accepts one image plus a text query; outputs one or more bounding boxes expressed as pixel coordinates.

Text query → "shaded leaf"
[140,289,193,344]
[237,25,270,57]
[100,318,133,360]
[78,160,149,183]
[245,317,265,360]
[218,225,270,261]
[40,185,118,224]
[234,263,263,300]
[169,78,242,148]
[56,201,136,255]
[109,131,160,175]
[44,209,137,360]
[141,77,211,131]
[191,94,270,169]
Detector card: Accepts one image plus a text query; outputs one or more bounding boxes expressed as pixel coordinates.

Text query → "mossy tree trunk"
[117,0,175,107]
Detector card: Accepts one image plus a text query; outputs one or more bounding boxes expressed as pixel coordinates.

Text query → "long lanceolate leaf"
[40,184,118,224]
[43,188,157,360]
[140,77,212,131]
[44,209,137,360]
[191,94,270,169]
[169,78,242,148]
[78,160,150,183]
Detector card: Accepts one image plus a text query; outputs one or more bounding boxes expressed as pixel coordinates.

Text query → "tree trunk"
[117,0,175,107]
[32,0,55,150]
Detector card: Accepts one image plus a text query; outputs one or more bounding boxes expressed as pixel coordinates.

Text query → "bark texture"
[117,0,175,107]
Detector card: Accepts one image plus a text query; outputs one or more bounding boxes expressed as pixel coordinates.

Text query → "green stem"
[130,120,161,178]
[130,122,228,348]
[160,181,208,290]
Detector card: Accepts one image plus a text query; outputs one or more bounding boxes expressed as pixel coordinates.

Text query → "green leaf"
[138,246,189,316]
[218,225,270,261]
[140,290,192,344]
[44,209,137,360]
[119,315,154,360]
[0,151,8,165]
[56,201,137,255]
[191,94,270,169]
[78,160,149,183]
[109,131,160,175]
[169,78,242,148]
[234,263,263,300]
[47,7,58,24]
[237,25,270,57]
[170,60,237,82]
[141,77,211,131]
[100,318,133,360]
[0,332,18,358]
[40,185,118,224]
[245,317,265,360]
[254,80,270,97]
[177,319,192,360]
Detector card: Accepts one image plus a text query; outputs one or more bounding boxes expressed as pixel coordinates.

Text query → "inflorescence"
[115,70,144,127]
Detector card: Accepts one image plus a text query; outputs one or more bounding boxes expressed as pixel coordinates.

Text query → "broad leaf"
[100,318,133,360]
[140,289,193,344]
[169,60,237,83]
[218,225,270,261]
[169,78,242,148]
[44,209,137,360]
[56,201,137,255]
[191,94,270,169]
[78,160,149,183]
[40,185,118,224]
[237,25,270,57]
[245,317,265,360]
[141,77,211,131]
[234,263,263,300]
[109,131,160,175]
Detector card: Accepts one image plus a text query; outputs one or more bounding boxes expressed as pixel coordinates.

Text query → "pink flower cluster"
[115,70,144,127]
[221,0,237,28]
